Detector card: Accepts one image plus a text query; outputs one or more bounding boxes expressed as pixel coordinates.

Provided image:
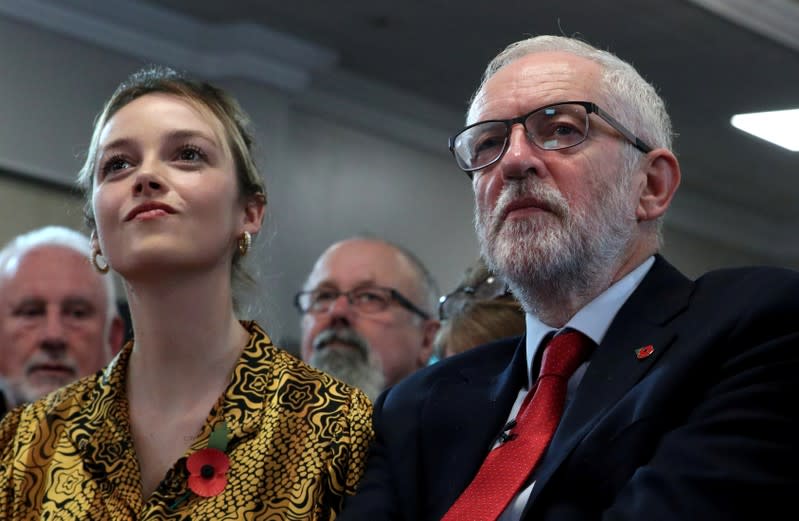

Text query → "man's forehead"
[0,254,21,281]
[307,240,413,290]
[1,247,104,299]
[468,52,602,124]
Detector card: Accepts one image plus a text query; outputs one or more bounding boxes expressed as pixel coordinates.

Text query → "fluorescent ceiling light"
[730,108,799,151]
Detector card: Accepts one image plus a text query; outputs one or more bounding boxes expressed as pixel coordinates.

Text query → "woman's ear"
[241,193,266,235]
[90,230,100,252]
[636,148,681,222]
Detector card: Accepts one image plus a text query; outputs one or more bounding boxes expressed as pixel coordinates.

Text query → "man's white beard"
[309,328,385,402]
[475,169,637,317]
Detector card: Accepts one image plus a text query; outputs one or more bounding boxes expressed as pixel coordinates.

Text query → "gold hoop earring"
[91,248,110,274]
[238,231,252,256]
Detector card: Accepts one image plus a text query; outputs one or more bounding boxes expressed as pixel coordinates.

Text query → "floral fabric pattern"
[0,322,373,520]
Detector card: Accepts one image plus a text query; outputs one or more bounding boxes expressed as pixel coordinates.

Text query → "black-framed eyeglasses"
[294,286,431,320]
[438,275,511,321]
[448,101,653,177]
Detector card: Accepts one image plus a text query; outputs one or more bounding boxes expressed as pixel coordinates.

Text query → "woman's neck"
[124,269,249,414]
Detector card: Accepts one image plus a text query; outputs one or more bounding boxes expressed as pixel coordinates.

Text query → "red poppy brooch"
[172,420,230,508]
[187,447,229,497]
[635,344,655,360]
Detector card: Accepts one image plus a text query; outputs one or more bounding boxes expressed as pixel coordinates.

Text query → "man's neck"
[516,250,656,328]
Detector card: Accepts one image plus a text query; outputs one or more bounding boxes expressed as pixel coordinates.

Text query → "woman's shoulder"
[0,372,103,458]
[272,343,364,399]
[247,322,347,382]
[243,321,372,411]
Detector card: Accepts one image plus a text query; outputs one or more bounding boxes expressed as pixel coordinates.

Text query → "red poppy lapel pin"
[635,345,655,360]
[171,420,230,508]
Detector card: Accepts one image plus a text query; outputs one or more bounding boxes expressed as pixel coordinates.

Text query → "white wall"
[0,14,785,350]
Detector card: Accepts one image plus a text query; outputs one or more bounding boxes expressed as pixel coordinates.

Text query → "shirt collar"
[524,256,655,387]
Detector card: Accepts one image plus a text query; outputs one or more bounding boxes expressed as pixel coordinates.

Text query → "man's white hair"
[0,226,119,329]
[467,34,674,240]
[467,35,673,152]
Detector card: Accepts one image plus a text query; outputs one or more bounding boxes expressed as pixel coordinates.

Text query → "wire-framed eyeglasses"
[448,101,652,177]
[294,286,431,320]
[438,275,511,321]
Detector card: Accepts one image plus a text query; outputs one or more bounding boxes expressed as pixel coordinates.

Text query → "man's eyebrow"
[62,297,97,312]
[307,282,337,291]
[315,279,381,290]
[11,297,44,308]
[351,281,383,291]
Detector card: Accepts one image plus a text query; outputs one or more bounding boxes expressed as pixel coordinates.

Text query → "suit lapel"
[524,256,693,509]
[420,336,527,517]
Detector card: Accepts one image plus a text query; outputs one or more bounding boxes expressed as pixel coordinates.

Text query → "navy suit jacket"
[340,256,799,520]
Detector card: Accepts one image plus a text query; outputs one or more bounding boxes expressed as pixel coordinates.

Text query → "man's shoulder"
[440,334,523,366]
[650,262,799,345]
[648,256,799,309]
[269,346,371,405]
[428,334,521,374]
[692,264,799,307]
[386,335,522,399]
[696,264,799,285]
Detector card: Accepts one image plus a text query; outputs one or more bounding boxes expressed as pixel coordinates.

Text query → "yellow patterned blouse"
[0,321,373,520]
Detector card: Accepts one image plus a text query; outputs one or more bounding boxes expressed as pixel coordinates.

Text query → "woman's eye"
[177,145,206,162]
[100,155,132,177]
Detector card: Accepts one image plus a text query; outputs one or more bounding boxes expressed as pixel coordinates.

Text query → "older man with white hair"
[341,35,799,521]
[0,226,124,410]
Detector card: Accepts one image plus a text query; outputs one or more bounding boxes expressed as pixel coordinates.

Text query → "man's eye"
[553,124,579,136]
[66,307,91,319]
[355,291,385,304]
[313,290,339,303]
[540,121,579,137]
[13,305,44,318]
[474,135,505,154]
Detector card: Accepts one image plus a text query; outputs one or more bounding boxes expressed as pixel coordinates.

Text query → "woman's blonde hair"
[434,257,525,358]
[434,298,525,359]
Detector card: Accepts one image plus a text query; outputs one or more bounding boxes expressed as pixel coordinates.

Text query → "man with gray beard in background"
[295,237,440,401]
[307,328,385,403]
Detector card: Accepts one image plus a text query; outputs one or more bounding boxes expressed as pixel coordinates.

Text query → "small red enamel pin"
[635,345,655,359]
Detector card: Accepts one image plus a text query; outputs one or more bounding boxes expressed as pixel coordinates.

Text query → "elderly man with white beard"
[295,237,440,401]
[339,35,799,521]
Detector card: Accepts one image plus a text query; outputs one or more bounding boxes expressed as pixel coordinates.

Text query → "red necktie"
[441,330,592,521]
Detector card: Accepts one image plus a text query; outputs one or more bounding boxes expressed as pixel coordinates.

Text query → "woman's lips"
[131,208,170,221]
[125,202,176,221]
